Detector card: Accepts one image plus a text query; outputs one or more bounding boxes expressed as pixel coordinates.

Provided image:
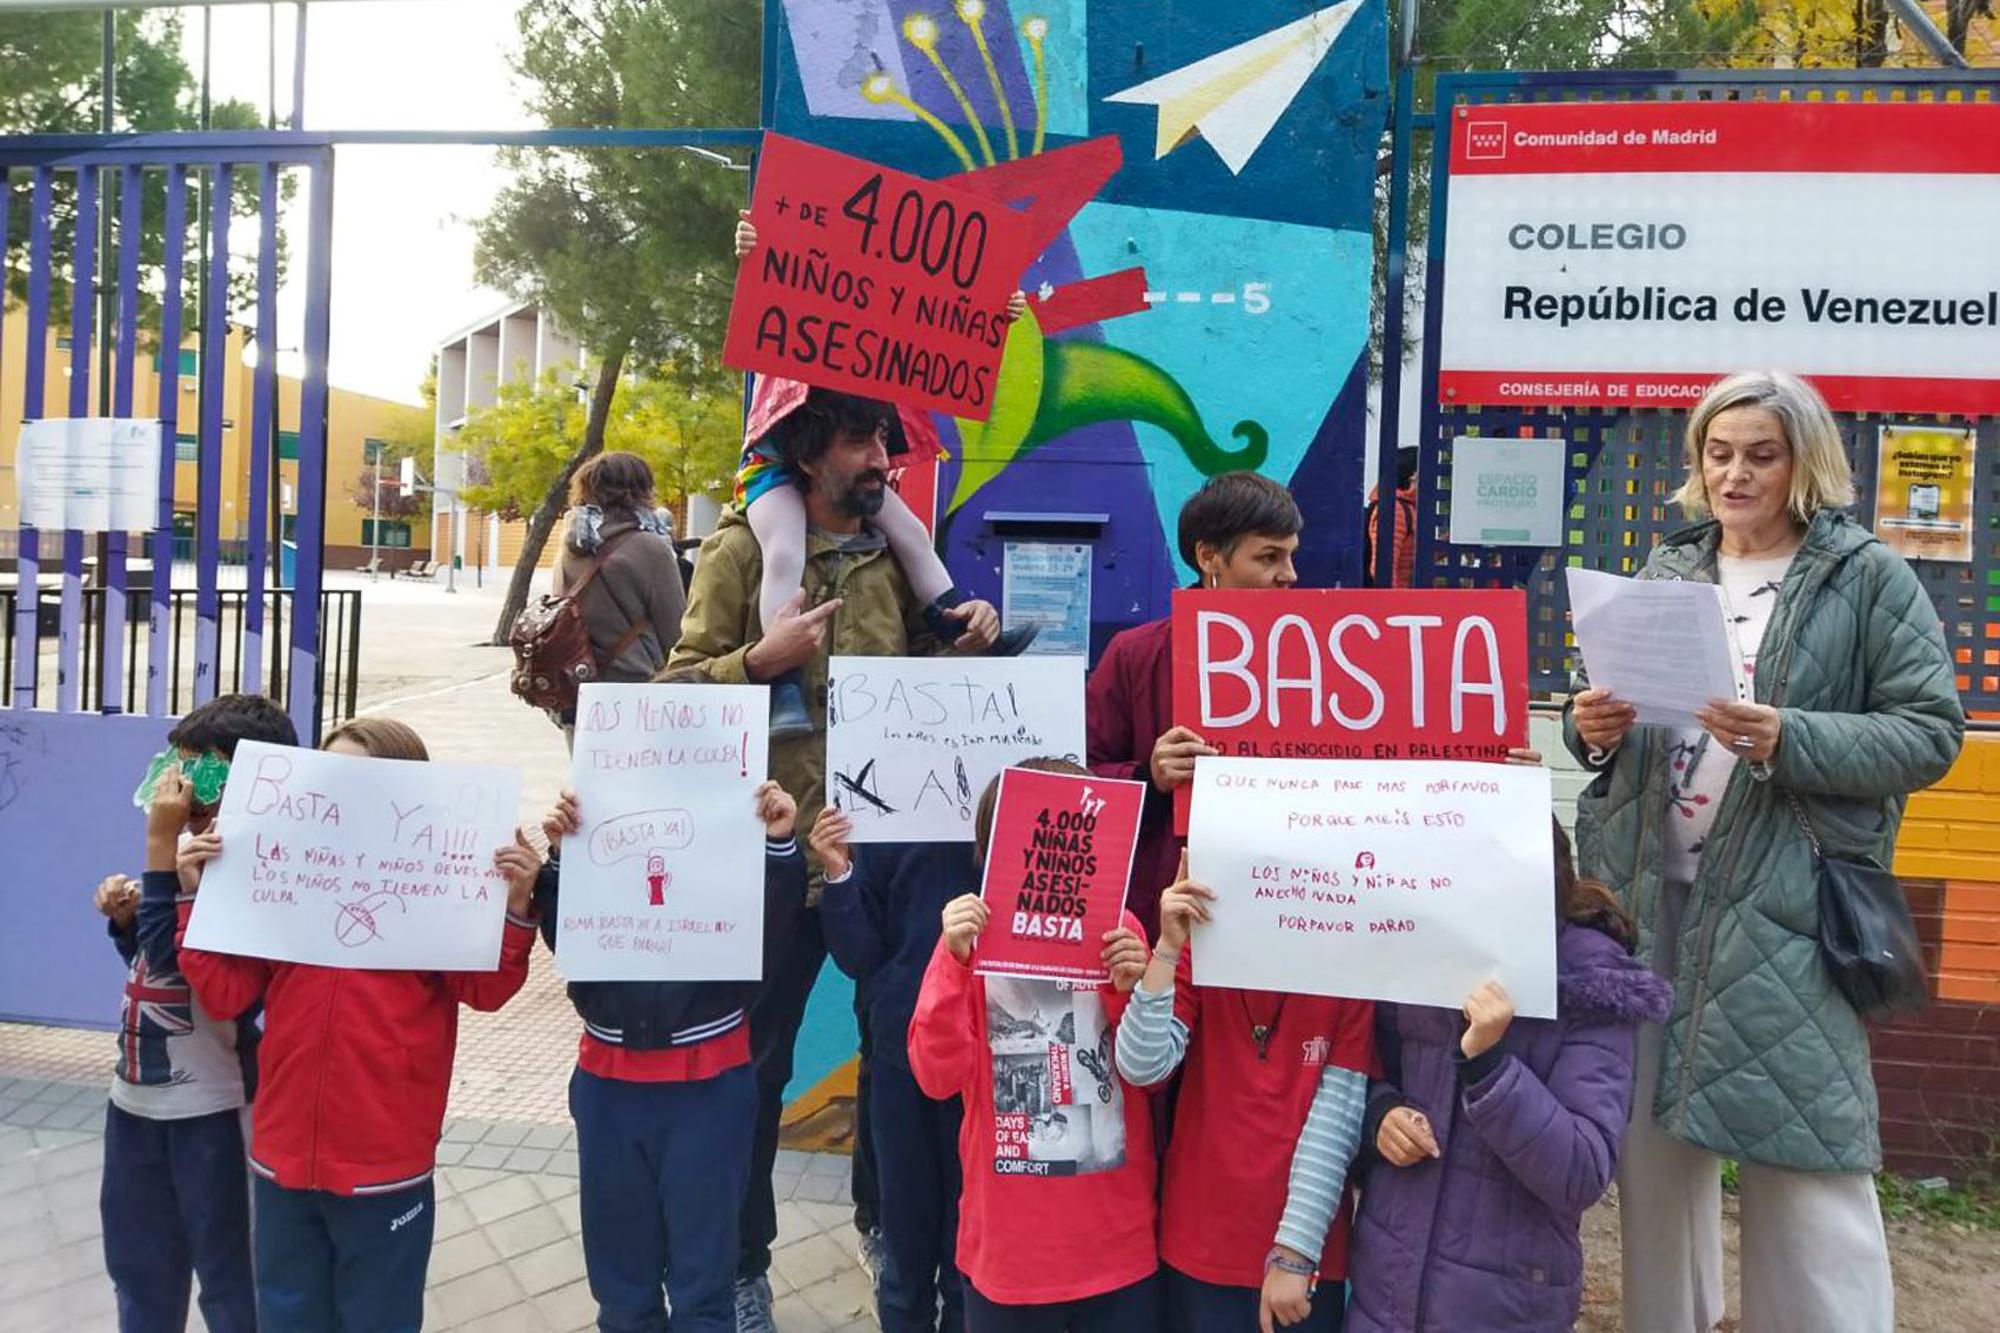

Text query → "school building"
[0,306,430,571]
[430,301,583,580]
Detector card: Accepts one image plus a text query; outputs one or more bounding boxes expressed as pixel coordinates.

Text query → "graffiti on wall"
[770,0,1387,624]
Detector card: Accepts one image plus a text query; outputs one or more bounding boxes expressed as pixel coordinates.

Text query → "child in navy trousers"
[172,716,543,1333]
[100,693,292,1333]
[536,777,807,1333]
[811,808,971,1333]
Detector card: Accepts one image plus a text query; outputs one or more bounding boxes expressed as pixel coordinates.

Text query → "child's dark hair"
[973,757,1090,866]
[1553,817,1637,952]
[572,451,656,513]
[766,388,899,484]
[1394,445,1420,490]
[167,693,298,758]
[323,716,429,762]
[1176,471,1302,571]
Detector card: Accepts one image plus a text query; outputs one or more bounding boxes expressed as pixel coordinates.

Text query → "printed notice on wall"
[974,767,1143,983]
[16,418,161,533]
[1188,757,1557,1018]
[826,655,1087,844]
[1448,437,1567,547]
[1002,542,1092,657]
[722,133,1031,419]
[184,741,521,972]
[1874,426,1975,564]
[559,683,771,982]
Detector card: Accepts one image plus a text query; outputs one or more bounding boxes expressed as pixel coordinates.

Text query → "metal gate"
[0,135,333,1027]
[1378,68,2000,716]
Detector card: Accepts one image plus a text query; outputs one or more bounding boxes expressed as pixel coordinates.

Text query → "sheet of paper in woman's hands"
[1565,568,1745,729]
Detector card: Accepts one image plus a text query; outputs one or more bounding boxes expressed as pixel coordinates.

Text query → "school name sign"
[1437,101,2000,414]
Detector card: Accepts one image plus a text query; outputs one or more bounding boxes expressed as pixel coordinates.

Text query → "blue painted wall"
[767,0,1388,1105]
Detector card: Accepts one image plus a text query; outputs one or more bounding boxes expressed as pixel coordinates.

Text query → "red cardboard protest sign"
[1170,589,1531,832]
[724,133,1031,421]
[975,768,1145,983]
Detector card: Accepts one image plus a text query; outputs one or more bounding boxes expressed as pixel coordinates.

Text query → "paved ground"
[0,1076,877,1333]
[1,574,880,1331]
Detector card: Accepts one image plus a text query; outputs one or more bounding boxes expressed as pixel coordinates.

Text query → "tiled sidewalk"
[0,1078,878,1333]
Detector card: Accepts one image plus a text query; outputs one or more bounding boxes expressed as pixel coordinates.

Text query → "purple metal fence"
[3,144,333,739]
[0,142,334,1029]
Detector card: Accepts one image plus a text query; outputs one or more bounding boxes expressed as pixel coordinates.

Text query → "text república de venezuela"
[1503,285,2000,331]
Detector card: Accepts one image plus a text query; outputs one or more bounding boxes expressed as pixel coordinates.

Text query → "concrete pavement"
[0,1079,878,1332]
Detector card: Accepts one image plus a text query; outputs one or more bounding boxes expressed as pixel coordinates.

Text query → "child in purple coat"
[1265,819,1671,1333]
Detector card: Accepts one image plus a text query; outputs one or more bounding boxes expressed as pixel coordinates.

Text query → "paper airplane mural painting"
[1105,2,1362,174]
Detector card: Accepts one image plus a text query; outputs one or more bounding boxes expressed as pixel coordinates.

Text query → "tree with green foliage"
[0,10,274,325]
[471,0,759,644]
[457,361,740,526]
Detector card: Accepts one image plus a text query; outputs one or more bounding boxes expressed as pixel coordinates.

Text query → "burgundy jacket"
[1085,617,1178,941]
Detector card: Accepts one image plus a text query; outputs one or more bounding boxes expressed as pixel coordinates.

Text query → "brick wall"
[1879,733,2000,1178]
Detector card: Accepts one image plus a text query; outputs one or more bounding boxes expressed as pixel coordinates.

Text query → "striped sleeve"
[1113,980,1189,1087]
[1273,1064,1369,1263]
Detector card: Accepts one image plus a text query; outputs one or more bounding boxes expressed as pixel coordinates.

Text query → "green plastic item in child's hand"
[131,748,231,810]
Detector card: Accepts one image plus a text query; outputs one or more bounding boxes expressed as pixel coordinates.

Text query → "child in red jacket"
[908,758,1159,1332]
[169,716,542,1333]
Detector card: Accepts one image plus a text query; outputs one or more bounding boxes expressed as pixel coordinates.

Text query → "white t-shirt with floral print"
[1663,552,1796,883]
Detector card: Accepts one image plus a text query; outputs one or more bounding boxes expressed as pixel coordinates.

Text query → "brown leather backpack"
[508,531,649,714]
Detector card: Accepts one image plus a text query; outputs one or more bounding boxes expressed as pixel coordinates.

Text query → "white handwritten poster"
[1189,757,1557,1019]
[559,683,771,982]
[825,656,1087,843]
[184,741,522,971]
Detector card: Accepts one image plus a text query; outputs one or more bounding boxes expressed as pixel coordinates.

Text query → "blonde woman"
[1566,371,1962,1331]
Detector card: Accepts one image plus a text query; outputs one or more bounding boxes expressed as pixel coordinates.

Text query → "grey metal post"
[370,443,381,579]
[1884,0,1972,67]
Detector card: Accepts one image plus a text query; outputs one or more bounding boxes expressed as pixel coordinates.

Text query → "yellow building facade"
[0,307,430,570]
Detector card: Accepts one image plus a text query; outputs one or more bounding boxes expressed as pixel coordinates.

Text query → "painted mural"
[770,0,1387,615]
[766,1,1387,1119]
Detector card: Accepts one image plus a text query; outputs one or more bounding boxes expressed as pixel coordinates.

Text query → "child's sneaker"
[733,1273,776,1333]
[856,1225,883,1279]
[769,672,814,738]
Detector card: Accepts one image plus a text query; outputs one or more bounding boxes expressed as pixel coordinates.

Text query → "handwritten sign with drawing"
[183,741,522,971]
[558,683,771,982]
[1188,757,1557,1019]
[825,656,1086,844]
[721,133,1031,420]
[975,767,1144,983]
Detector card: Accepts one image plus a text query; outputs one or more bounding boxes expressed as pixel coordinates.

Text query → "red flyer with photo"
[723,133,1033,421]
[975,768,1145,983]
[1170,588,1531,832]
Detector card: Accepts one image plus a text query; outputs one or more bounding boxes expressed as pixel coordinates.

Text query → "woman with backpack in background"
[535,451,687,742]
